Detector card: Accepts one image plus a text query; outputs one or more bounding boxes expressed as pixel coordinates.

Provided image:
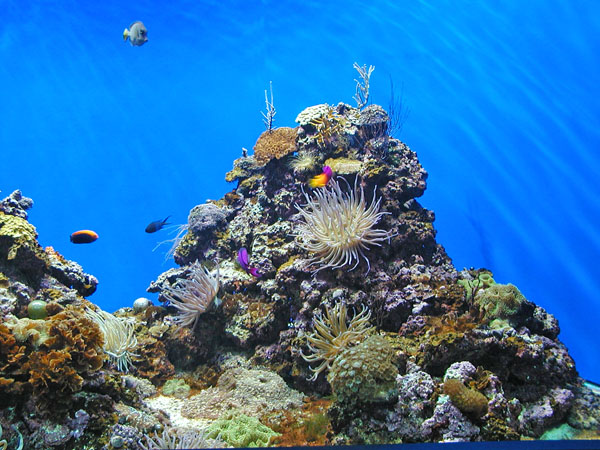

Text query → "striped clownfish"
[70,230,99,244]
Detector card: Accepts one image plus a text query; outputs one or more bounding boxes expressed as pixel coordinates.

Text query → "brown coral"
[0,307,104,415]
[253,127,297,166]
[443,378,488,418]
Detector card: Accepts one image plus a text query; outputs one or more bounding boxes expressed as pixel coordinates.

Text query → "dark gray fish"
[145,216,170,233]
[123,21,148,47]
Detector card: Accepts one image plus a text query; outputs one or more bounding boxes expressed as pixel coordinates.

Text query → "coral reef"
[1,92,598,449]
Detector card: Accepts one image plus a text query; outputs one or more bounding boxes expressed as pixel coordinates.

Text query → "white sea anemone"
[86,307,138,372]
[294,177,391,274]
[161,261,220,328]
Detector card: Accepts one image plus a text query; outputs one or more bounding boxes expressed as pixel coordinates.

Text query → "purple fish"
[237,248,261,278]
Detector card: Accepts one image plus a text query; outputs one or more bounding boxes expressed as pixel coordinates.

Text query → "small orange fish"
[309,166,333,188]
[70,230,99,244]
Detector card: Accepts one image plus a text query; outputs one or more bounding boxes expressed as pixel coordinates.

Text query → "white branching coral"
[86,307,138,372]
[161,261,220,328]
[294,177,391,274]
[301,302,373,381]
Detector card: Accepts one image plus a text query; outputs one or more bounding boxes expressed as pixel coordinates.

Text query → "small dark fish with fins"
[70,230,99,244]
[145,216,170,233]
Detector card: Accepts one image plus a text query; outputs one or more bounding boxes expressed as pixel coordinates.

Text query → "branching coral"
[301,302,373,381]
[309,107,347,147]
[161,261,220,328]
[86,307,138,372]
[294,177,392,274]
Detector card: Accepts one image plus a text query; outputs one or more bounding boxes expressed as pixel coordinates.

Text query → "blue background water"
[1,1,598,381]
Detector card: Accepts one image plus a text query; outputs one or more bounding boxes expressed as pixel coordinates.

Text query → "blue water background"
[1,1,598,380]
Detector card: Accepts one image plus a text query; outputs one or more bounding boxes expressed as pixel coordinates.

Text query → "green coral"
[458,271,495,301]
[328,335,398,405]
[162,378,190,398]
[205,414,279,447]
[475,283,525,325]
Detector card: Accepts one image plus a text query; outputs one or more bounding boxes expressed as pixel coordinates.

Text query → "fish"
[123,21,148,46]
[237,248,262,278]
[70,230,99,244]
[145,216,170,233]
[308,166,333,188]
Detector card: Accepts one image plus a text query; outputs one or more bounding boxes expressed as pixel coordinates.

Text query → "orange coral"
[0,307,105,415]
[253,127,297,166]
[266,397,332,447]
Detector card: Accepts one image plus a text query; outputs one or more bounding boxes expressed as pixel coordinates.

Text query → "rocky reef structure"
[1,97,599,449]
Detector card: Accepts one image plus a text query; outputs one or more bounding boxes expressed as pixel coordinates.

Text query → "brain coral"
[253,127,297,166]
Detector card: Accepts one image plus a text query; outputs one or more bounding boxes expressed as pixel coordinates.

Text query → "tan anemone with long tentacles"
[294,177,392,274]
[161,261,220,328]
[301,302,373,381]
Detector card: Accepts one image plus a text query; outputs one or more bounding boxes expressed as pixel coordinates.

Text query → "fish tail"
[123,28,129,41]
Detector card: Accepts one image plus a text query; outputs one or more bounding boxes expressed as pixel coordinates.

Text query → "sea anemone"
[141,427,224,449]
[289,151,318,174]
[161,261,220,328]
[301,302,373,381]
[294,177,391,274]
[86,307,138,372]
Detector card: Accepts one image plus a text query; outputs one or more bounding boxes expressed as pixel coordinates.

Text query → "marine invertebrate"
[294,177,391,274]
[141,427,223,450]
[353,62,375,109]
[262,80,276,131]
[289,151,319,174]
[474,283,524,324]
[86,307,138,372]
[328,334,398,405]
[161,261,220,328]
[308,107,347,147]
[181,367,304,420]
[301,302,373,380]
[253,126,297,166]
[153,223,189,262]
[206,414,280,448]
[443,378,489,418]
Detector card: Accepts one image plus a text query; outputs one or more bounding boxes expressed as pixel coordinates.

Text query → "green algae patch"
[206,413,280,447]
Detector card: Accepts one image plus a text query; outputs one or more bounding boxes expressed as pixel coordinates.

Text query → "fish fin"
[123,28,129,41]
